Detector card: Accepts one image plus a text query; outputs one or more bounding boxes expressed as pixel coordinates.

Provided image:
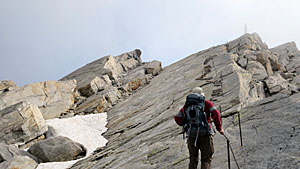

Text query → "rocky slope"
[0,49,162,168]
[1,33,299,169]
[69,33,300,169]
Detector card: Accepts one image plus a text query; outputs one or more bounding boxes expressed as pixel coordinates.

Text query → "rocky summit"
[0,33,300,169]
[69,33,300,169]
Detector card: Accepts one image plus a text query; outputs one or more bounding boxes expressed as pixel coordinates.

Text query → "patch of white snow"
[36,113,108,169]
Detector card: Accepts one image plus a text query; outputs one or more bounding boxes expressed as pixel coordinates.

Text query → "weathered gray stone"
[78,75,111,97]
[0,80,17,94]
[291,74,300,86]
[268,53,281,71]
[265,73,289,94]
[246,61,268,80]
[270,42,300,73]
[45,125,58,139]
[75,87,121,114]
[116,49,142,71]
[0,155,38,169]
[0,80,76,119]
[118,69,148,92]
[244,51,258,61]
[281,72,297,81]
[237,57,248,68]
[0,101,48,145]
[28,136,86,162]
[144,60,162,76]
[0,143,39,163]
[249,81,266,99]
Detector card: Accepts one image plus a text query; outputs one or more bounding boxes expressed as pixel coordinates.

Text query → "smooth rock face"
[0,143,38,163]
[231,93,300,169]
[28,136,86,162]
[0,80,76,119]
[69,33,300,169]
[0,101,48,145]
[0,155,38,169]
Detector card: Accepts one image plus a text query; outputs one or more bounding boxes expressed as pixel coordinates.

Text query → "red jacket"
[174,100,222,132]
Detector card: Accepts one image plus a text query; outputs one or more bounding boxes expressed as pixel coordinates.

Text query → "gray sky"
[1,0,300,86]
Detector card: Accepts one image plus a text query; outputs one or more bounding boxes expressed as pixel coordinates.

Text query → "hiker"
[174,87,224,169]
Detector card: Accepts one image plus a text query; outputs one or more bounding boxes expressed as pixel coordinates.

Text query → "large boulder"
[265,72,299,94]
[246,61,268,80]
[0,143,38,163]
[77,75,111,97]
[0,80,76,119]
[265,73,289,94]
[0,155,38,169]
[28,136,86,162]
[144,60,162,76]
[0,101,48,145]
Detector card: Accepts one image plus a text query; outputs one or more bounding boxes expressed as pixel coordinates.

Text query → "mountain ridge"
[1,32,299,169]
[69,33,300,169]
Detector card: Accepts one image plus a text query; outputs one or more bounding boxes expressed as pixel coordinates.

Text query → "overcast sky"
[1,0,300,86]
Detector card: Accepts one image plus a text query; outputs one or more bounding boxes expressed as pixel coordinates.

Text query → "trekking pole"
[238,112,243,146]
[219,106,240,169]
[223,134,240,169]
[226,137,231,169]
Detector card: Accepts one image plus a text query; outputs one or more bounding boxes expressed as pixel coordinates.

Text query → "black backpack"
[183,93,211,138]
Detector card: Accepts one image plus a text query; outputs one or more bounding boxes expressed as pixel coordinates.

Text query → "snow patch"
[36,113,108,169]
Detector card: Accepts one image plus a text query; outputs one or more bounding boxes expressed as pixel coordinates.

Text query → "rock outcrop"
[270,42,300,74]
[61,49,142,89]
[0,80,76,119]
[0,101,48,145]
[28,136,86,162]
[69,33,300,169]
[61,49,162,116]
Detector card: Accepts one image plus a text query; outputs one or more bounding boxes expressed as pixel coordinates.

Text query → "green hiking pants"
[187,135,214,169]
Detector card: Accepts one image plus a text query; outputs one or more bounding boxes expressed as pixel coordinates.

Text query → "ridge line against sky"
[1,0,300,86]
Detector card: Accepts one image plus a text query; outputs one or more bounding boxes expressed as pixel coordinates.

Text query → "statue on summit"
[174,87,224,169]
